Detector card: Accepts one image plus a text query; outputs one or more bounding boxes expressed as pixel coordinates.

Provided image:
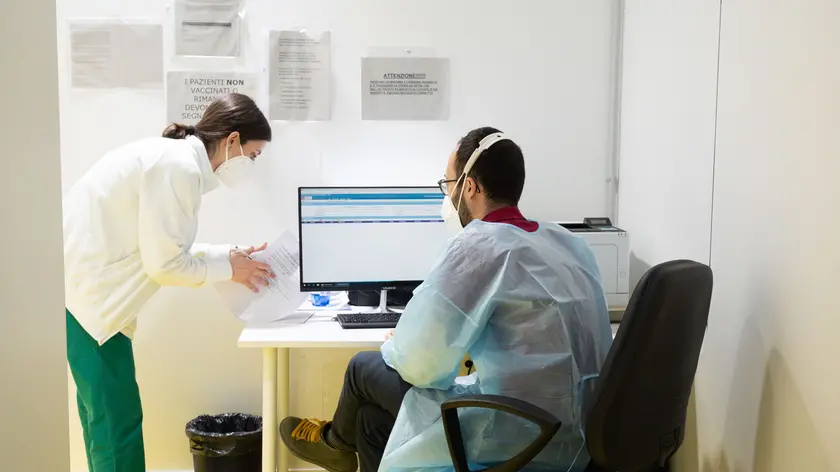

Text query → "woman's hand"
[230,243,275,292]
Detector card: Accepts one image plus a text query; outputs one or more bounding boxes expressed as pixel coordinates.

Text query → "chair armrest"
[441,394,562,472]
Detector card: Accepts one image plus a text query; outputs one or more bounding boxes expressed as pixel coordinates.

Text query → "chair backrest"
[585,260,713,470]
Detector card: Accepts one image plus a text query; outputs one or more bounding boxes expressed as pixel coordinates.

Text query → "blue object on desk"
[311,292,331,307]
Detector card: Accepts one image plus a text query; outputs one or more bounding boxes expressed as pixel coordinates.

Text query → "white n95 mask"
[215,143,255,189]
[441,195,463,234]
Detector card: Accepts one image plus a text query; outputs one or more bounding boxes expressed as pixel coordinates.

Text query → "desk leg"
[262,348,278,472]
[277,348,290,472]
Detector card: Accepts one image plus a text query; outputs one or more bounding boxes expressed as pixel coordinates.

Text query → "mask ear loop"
[454,132,511,213]
[225,134,243,163]
[452,172,467,213]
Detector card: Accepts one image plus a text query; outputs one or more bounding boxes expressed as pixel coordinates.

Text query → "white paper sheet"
[269,30,332,121]
[69,21,163,89]
[214,231,308,322]
[167,71,257,125]
[174,0,242,57]
[361,56,450,121]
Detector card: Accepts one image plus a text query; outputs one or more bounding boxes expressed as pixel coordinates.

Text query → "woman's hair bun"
[162,123,196,140]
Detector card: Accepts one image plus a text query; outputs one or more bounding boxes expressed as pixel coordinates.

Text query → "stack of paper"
[214,231,308,323]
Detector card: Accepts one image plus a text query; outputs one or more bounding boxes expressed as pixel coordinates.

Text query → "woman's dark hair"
[162,93,272,150]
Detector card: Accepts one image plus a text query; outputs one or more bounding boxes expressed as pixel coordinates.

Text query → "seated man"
[280,127,613,472]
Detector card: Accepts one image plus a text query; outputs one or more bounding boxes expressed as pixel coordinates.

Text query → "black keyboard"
[336,313,401,329]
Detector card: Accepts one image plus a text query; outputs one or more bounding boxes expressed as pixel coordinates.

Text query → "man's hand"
[230,243,275,292]
[385,329,394,341]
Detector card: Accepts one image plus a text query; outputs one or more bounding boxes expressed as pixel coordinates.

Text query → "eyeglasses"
[437,179,458,196]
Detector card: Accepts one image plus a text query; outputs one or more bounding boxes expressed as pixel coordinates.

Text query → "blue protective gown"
[379,220,613,472]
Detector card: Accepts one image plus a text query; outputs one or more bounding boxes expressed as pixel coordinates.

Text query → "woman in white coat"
[63,93,273,472]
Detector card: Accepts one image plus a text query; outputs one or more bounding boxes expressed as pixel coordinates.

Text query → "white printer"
[556,218,630,310]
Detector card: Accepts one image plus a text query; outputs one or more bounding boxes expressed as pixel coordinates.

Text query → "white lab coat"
[63,136,232,345]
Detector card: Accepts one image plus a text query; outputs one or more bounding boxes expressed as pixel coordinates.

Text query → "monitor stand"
[366,290,396,314]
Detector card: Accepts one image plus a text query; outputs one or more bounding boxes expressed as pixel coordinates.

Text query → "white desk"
[239,311,388,472]
[238,311,621,472]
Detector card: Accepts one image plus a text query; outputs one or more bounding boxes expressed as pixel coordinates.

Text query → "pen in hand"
[231,243,275,292]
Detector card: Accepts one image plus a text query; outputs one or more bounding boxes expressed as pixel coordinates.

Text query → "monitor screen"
[298,187,450,291]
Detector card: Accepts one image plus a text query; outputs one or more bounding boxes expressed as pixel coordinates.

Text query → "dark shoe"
[279,417,358,472]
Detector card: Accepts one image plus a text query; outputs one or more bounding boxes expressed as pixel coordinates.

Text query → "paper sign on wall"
[69,21,163,89]
[269,30,332,121]
[166,71,256,125]
[174,0,242,57]
[361,57,450,121]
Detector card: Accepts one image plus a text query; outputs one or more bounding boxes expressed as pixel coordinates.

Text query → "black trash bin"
[186,413,262,472]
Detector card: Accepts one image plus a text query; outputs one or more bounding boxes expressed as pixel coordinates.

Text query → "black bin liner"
[186,413,262,472]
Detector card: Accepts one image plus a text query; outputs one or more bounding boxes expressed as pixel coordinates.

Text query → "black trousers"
[331,351,414,472]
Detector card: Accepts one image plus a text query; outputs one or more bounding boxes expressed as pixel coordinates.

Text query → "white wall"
[57,0,621,469]
[617,1,720,284]
[0,0,70,471]
[616,3,720,468]
[620,1,840,470]
[695,0,840,469]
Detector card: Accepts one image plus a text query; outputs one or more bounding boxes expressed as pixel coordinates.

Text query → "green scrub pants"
[66,310,145,472]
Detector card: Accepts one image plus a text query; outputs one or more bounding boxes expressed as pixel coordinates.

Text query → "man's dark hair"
[455,126,525,206]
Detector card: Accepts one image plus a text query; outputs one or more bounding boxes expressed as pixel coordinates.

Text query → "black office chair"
[441,260,713,472]
[442,395,562,472]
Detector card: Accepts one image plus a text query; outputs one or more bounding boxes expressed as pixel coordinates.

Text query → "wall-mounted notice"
[268,30,331,121]
[361,57,450,121]
[69,21,163,89]
[174,0,242,57]
[166,71,256,125]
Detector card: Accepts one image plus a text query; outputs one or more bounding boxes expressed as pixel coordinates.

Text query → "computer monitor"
[298,186,450,311]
